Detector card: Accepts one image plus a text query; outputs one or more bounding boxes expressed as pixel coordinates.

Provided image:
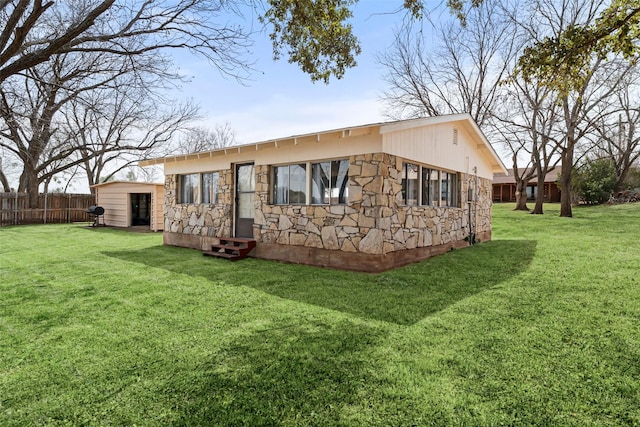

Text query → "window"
[428,169,440,206]
[179,173,199,204]
[202,172,219,204]
[402,163,419,205]
[177,172,221,204]
[273,164,306,205]
[400,164,460,208]
[311,159,349,205]
[526,185,537,200]
[421,167,432,206]
[448,173,459,206]
[441,172,450,206]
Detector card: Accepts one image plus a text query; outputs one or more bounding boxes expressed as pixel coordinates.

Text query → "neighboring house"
[140,114,507,272]
[91,181,164,231]
[492,167,561,203]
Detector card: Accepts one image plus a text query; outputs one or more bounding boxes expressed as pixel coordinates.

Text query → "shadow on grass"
[167,319,385,426]
[104,239,536,326]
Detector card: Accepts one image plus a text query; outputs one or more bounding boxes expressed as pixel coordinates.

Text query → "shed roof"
[91,181,164,189]
[139,114,507,174]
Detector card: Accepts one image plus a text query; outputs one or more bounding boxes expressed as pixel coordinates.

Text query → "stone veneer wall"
[163,170,233,245]
[162,153,493,271]
[253,153,492,254]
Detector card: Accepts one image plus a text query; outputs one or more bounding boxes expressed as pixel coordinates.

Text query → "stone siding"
[253,154,492,255]
[162,153,493,268]
[163,171,233,242]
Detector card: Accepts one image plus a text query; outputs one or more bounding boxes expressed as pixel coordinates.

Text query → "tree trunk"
[18,165,40,208]
[514,179,529,210]
[614,152,631,192]
[0,168,10,192]
[559,151,573,217]
[531,173,545,214]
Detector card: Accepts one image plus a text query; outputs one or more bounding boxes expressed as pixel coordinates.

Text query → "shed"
[91,181,164,231]
[140,114,507,271]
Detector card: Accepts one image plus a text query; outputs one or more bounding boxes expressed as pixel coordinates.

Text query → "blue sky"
[172,1,431,144]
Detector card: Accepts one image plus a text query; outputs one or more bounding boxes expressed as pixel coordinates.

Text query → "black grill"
[86,206,105,226]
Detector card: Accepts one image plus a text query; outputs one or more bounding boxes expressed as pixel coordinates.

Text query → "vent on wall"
[453,128,459,145]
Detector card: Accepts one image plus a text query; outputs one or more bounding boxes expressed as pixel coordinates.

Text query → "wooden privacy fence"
[0,193,95,226]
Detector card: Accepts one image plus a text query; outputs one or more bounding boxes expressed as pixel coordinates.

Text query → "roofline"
[380,114,508,175]
[91,180,164,188]
[139,114,508,175]
[139,121,386,167]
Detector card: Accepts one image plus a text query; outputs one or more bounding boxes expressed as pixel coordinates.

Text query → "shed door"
[235,163,255,238]
[131,193,151,226]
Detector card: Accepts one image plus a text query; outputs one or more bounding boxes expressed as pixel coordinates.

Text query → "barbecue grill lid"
[86,206,105,215]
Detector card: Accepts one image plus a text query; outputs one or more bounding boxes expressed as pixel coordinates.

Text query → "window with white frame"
[273,164,306,205]
[179,173,199,204]
[202,172,219,204]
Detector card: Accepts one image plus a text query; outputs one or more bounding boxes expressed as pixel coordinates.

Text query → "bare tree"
[379,0,519,127]
[503,0,631,216]
[385,0,639,217]
[0,40,199,206]
[492,75,563,213]
[172,122,237,155]
[0,0,252,83]
[587,68,640,191]
[62,87,200,191]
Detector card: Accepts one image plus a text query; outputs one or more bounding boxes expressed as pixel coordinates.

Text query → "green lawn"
[1,203,639,426]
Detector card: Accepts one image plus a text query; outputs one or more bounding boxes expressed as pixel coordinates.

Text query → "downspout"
[467,166,478,245]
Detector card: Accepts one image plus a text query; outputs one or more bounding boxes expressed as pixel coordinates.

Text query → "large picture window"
[273,164,306,204]
[271,159,349,206]
[311,159,349,205]
[202,172,219,204]
[179,173,199,204]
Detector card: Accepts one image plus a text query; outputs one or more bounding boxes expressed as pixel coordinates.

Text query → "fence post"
[44,192,47,224]
[14,191,18,225]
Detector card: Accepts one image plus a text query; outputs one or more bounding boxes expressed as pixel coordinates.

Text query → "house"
[492,167,561,203]
[91,181,164,231]
[140,114,507,272]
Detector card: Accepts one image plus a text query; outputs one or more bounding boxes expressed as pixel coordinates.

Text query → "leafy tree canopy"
[517,0,640,92]
[447,0,640,92]
[260,0,360,84]
[260,0,424,83]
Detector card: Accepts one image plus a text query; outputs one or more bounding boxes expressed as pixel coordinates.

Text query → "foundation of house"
[163,230,491,272]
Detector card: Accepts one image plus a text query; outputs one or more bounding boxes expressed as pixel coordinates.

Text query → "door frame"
[234,162,255,238]
[130,192,152,227]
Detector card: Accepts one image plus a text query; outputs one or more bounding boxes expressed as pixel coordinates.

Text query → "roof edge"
[139,121,387,166]
[380,113,508,175]
[91,180,164,188]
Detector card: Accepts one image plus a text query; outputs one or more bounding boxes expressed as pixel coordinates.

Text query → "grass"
[1,203,639,426]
